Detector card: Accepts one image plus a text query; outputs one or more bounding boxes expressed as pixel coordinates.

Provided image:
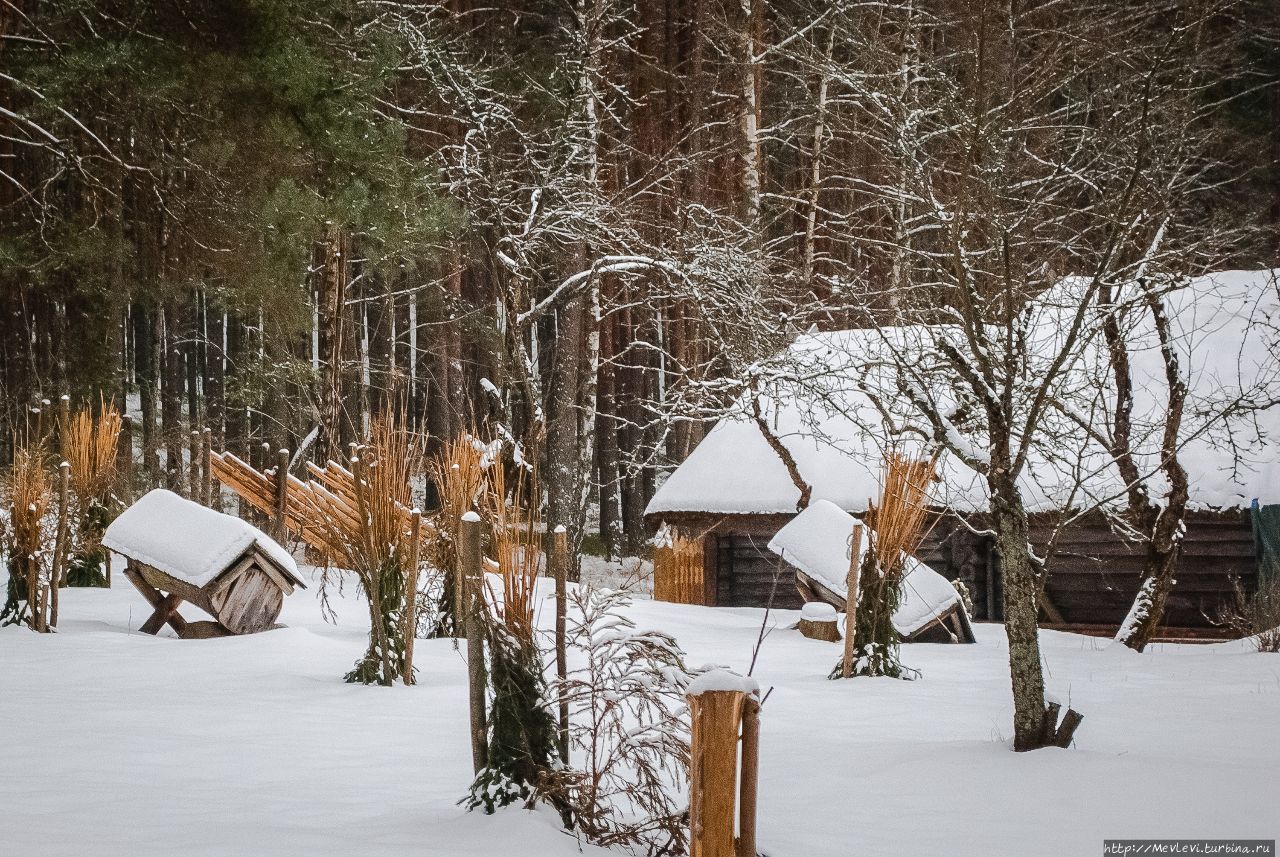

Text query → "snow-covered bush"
[1221,577,1280,653]
[555,585,693,856]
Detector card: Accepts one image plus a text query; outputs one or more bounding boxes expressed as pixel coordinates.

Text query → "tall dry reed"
[307,414,426,684]
[2,444,52,630]
[485,462,541,648]
[60,401,123,586]
[62,401,122,505]
[835,451,938,679]
[426,434,489,636]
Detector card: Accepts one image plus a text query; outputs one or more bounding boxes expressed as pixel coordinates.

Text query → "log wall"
[653,509,1257,636]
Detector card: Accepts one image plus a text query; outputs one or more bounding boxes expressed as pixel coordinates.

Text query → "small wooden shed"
[103,489,306,638]
[645,270,1280,639]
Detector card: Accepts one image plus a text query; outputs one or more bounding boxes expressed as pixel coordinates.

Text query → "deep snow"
[2,556,1278,856]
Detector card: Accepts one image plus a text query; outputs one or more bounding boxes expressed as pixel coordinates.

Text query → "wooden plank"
[139,593,185,636]
[212,566,284,634]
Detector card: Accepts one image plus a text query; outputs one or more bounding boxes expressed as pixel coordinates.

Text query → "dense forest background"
[3,0,1279,557]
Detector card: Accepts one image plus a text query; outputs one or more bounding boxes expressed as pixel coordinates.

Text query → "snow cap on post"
[801,602,838,622]
[553,525,566,534]
[686,668,760,699]
[460,511,482,523]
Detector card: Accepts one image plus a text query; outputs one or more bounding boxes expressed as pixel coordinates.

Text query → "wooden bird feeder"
[103,489,306,639]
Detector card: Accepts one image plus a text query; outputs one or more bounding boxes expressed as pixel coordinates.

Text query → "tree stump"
[798,602,841,642]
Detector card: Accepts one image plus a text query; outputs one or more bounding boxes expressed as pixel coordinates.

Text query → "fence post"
[688,670,761,857]
[841,523,864,679]
[271,448,290,540]
[189,430,201,501]
[202,427,214,507]
[553,525,569,765]
[402,509,423,686]
[460,511,488,773]
[118,414,134,505]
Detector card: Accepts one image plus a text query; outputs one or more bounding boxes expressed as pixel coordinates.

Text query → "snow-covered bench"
[768,499,975,643]
[103,489,306,639]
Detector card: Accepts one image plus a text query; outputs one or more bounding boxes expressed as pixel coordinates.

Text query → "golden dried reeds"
[303,413,426,684]
[835,451,938,679]
[653,529,704,604]
[426,434,489,635]
[430,435,488,526]
[485,462,541,648]
[5,443,52,630]
[61,401,122,506]
[864,452,939,578]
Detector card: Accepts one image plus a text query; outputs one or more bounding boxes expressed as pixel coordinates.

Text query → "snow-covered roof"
[103,489,300,588]
[648,269,1280,517]
[767,499,960,637]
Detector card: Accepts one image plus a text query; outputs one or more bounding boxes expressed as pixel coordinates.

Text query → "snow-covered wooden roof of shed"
[646,269,1280,517]
[103,489,301,588]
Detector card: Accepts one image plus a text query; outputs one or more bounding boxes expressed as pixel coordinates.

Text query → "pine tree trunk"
[134,302,159,484]
[547,297,583,576]
[161,302,184,492]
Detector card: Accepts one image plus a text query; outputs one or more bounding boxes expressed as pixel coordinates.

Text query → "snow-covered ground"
[2,556,1277,857]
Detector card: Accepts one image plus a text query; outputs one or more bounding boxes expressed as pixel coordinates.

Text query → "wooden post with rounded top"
[460,511,488,773]
[688,671,762,857]
[841,523,864,679]
[271,448,290,541]
[553,525,569,764]
[402,508,423,685]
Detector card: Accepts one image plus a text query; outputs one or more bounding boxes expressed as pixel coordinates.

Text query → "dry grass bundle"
[465,456,560,816]
[835,451,938,679]
[60,401,123,587]
[62,401,122,506]
[431,435,488,526]
[864,452,939,577]
[3,444,53,630]
[425,435,489,636]
[485,463,541,648]
[305,413,426,684]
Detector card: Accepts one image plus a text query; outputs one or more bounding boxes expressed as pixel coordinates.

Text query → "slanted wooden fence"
[654,533,705,604]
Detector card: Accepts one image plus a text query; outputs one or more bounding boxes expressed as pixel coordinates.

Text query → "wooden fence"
[654,533,705,604]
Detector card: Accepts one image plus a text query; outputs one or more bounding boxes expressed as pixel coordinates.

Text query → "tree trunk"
[134,302,159,484]
[597,313,620,559]
[547,297,583,577]
[989,469,1052,751]
[161,302,184,492]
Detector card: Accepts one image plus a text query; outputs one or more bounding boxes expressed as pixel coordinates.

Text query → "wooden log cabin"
[644,271,1280,639]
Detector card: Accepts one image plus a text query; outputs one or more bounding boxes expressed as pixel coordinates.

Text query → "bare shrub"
[555,585,693,856]
[1220,577,1280,653]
